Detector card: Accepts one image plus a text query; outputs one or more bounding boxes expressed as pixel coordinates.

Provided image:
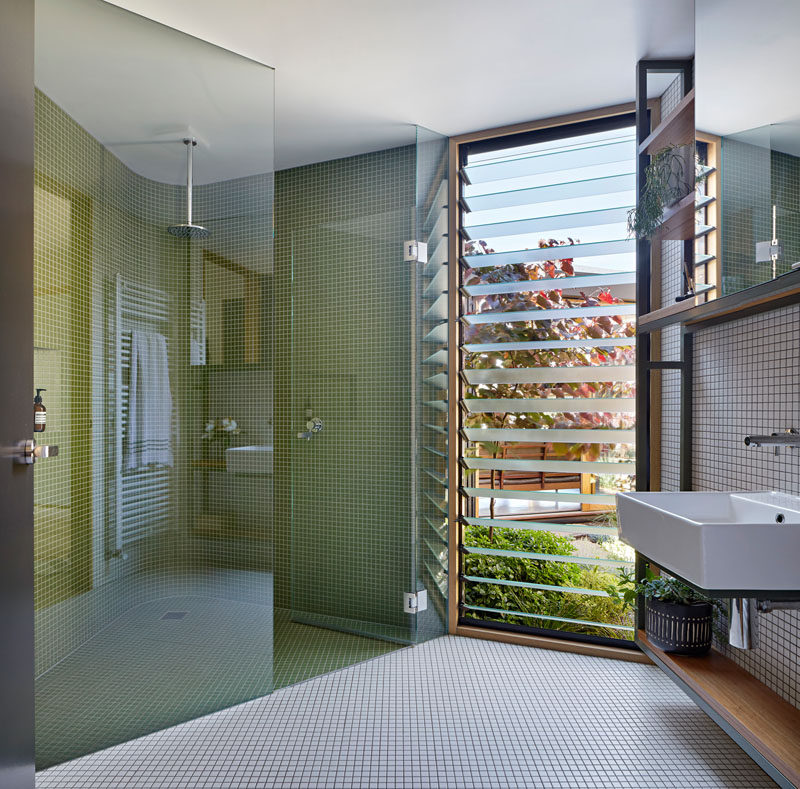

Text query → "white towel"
[126,330,174,469]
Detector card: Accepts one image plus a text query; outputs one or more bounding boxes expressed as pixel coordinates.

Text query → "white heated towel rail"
[113,275,174,555]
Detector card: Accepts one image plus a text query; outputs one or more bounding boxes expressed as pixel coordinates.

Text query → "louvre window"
[456,114,638,644]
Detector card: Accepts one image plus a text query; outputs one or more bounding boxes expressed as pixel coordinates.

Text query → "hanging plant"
[627,144,696,239]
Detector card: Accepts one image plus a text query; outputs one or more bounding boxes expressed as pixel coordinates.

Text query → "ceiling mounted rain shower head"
[167,138,209,240]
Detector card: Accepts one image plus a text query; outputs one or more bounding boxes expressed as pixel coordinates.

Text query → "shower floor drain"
[160,611,188,620]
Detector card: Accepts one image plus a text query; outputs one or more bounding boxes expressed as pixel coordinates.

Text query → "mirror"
[696,0,800,295]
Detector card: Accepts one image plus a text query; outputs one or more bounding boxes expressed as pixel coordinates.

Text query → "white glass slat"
[423,349,447,366]
[462,303,635,325]
[463,365,634,385]
[464,139,635,184]
[463,397,635,413]
[423,265,447,297]
[463,270,635,297]
[464,206,632,242]
[424,323,447,343]
[462,545,631,570]
[422,237,447,275]
[464,457,635,475]
[463,238,635,269]
[462,172,635,213]
[463,427,635,444]
[464,516,618,537]
[463,574,611,597]
[461,604,634,631]
[424,373,448,389]
[463,337,634,353]
[423,179,447,232]
[424,293,448,321]
[463,487,616,505]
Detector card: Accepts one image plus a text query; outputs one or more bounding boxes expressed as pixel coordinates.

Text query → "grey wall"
[0,1,35,786]
[691,307,800,708]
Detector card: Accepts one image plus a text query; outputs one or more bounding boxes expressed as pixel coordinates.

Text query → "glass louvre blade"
[423,265,447,297]
[461,605,635,632]
[463,516,618,538]
[423,179,447,232]
[463,458,635,475]
[423,349,447,366]
[424,373,448,389]
[462,574,612,597]
[462,488,617,506]
[423,293,448,321]
[462,303,636,325]
[462,397,635,413]
[462,172,635,213]
[462,270,635,297]
[461,545,632,570]
[462,365,635,385]
[463,205,632,242]
[462,238,635,268]
[463,139,635,184]
[462,337,634,353]
[462,427,635,443]
[423,323,447,343]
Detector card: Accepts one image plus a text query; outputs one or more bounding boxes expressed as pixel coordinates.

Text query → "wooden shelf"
[638,630,800,788]
[638,294,702,331]
[639,88,695,155]
[638,267,800,333]
[652,192,696,241]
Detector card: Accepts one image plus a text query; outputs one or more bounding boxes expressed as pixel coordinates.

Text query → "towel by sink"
[126,330,173,469]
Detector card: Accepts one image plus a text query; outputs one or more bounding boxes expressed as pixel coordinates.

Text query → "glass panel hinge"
[403,240,428,263]
[403,589,428,614]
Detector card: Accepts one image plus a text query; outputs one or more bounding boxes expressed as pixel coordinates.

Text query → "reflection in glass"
[34,0,274,768]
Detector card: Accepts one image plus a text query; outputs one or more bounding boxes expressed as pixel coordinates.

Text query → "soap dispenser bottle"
[34,388,47,432]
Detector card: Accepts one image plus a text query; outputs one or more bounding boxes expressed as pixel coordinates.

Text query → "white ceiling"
[696,0,800,153]
[41,0,694,179]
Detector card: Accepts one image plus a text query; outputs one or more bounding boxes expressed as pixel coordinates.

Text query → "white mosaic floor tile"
[37,635,776,788]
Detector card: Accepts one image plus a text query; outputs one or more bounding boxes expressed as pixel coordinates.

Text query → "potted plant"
[618,567,718,655]
[627,144,696,239]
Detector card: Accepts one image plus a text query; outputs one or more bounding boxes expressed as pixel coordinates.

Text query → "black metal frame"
[634,57,695,628]
[634,57,694,497]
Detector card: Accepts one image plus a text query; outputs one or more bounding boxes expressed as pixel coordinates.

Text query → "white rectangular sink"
[616,491,800,591]
[225,445,273,475]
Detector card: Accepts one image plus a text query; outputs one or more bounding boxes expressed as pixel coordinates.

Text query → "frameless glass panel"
[285,138,419,669]
[34,0,274,769]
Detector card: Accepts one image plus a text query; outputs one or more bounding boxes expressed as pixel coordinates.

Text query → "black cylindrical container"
[646,598,713,655]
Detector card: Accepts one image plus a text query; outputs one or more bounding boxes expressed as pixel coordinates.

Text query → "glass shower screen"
[33,0,275,768]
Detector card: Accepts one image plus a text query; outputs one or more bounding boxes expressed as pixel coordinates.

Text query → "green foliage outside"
[463,525,634,641]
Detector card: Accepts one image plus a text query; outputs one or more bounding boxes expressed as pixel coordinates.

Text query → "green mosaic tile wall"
[273,149,417,634]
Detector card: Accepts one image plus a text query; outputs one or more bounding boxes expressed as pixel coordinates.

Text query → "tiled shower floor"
[36,598,400,769]
[37,635,775,788]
